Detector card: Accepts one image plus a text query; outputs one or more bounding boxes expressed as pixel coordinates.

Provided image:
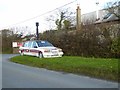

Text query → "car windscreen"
[36,41,54,47]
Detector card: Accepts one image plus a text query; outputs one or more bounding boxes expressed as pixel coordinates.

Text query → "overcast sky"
[0,0,117,34]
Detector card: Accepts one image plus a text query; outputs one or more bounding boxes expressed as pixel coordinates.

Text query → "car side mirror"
[34,46,38,48]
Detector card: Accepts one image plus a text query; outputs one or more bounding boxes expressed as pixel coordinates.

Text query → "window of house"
[103,13,112,19]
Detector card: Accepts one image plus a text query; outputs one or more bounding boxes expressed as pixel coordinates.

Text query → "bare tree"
[106,1,120,19]
[46,7,75,30]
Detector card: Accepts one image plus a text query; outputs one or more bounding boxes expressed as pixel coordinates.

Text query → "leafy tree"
[1,29,13,53]
[1,29,22,53]
[63,20,71,30]
[111,37,120,57]
[0,32,2,53]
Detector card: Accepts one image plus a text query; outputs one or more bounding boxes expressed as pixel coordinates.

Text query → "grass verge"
[10,55,119,82]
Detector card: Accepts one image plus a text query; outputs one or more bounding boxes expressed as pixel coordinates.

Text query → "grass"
[10,55,119,82]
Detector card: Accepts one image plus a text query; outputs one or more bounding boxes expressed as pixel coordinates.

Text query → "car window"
[32,41,37,48]
[37,41,54,47]
[23,42,29,47]
[28,41,32,48]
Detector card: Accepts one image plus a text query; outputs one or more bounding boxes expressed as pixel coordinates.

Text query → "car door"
[22,41,29,55]
[27,41,33,56]
[29,41,38,56]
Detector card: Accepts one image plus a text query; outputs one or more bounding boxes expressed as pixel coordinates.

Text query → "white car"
[19,40,64,58]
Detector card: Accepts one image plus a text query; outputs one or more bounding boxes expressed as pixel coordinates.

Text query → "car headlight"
[58,49,62,52]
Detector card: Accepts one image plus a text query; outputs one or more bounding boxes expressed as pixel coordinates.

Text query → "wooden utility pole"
[36,22,39,40]
[76,5,81,30]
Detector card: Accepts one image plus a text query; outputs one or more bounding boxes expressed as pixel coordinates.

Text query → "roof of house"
[81,7,120,24]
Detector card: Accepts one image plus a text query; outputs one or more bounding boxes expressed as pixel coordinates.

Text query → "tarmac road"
[2,54,119,88]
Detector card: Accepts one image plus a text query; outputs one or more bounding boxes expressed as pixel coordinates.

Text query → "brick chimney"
[76,5,81,30]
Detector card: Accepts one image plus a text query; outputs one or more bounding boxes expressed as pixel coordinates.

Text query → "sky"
[0,0,117,35]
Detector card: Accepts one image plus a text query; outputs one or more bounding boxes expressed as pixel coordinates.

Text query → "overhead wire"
[2,0,77,29]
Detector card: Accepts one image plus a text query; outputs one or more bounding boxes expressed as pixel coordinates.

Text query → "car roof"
[25,40,48,42]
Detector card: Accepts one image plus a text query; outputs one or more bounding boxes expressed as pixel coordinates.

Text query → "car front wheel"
[38,52,43,58]
[20,50,24,56]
